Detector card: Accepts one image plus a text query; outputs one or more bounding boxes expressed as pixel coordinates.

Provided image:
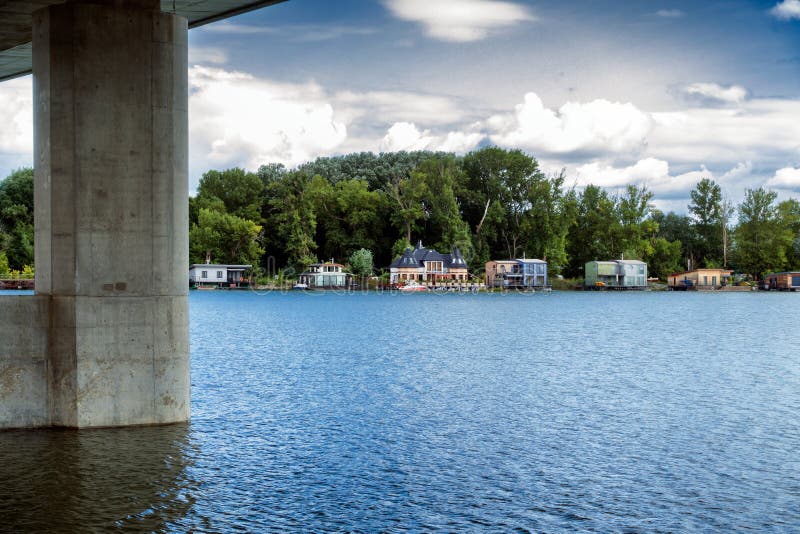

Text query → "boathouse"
[668,268,732,290]
[485,259,547,289]
[389,241,469,284]
[763,272,800,291]
[584,260,647,289]
[189,264,252,288]
[298,261,350,288]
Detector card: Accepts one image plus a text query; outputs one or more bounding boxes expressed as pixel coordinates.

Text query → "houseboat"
[485,258,548,290]
[584,260,648,289]
[189,264,252,289]
[668,268,732,290]
[763,271,800,291]
[298,261,350,289]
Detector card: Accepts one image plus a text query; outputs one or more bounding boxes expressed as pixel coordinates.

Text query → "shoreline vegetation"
[2,148,799,286]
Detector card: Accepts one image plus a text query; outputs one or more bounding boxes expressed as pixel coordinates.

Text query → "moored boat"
[398,281,428,292]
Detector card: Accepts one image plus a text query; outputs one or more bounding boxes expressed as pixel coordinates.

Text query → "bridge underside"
[0,0,283,429]
[0,0,286,81]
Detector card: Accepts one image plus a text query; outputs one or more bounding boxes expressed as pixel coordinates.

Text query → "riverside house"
[190,264,252,288]
[485,259,547,289]
[763,271,800,291]
[668,268,733,290]
[389,241,469,285]
[298,261,349,288]
[584,260,648,289]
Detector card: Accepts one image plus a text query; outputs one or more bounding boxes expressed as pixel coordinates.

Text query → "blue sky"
[1,0,799,211]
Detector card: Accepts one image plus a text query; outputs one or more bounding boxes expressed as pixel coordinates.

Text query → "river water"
[2,290,799,531]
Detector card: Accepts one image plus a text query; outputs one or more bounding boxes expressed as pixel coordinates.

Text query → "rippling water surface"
[2,291,800,531]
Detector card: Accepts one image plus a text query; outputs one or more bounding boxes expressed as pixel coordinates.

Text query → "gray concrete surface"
[0,0,190,429]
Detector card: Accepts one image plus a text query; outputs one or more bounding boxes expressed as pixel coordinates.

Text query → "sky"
[1,0,799,212]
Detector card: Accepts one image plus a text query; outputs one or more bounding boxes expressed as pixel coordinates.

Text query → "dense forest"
[2,147,800,281]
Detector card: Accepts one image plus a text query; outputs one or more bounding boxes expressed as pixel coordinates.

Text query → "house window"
[201,271,208,278]
[217,271,223,279]
[792,276,800,287]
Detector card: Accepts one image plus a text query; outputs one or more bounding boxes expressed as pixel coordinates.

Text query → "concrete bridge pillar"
[23,0,190,427]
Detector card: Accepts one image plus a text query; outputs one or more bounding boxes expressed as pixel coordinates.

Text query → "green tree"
[646,237,683,280]
[348,248,374,277]
[189,208,264,266]
[299,151,440,191]
[565,185,620,277]
[384,168,429,245]
[460,147,544,263]
[521,171,574,273]
[651,210,697,271]
[196,168,263,221]
[262,171,319,271]
[406,155,469,251]
[257,162,288,186]
[312,178,388,262]
[0,251,9,277]
[688,178,723,267]
[617,185,655,256]
[734,188,791,279]
[0,168,35,270]
[777,199,800,270]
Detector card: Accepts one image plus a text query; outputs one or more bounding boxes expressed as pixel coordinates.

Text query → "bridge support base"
[1,0,190,429]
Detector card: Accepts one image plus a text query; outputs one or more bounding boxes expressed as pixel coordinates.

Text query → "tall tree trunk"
[475,198,491,237]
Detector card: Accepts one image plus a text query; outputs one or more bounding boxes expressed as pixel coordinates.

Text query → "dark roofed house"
[389,240,469,285]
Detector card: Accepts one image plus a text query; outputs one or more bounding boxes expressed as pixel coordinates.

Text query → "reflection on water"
[0,425,194,532]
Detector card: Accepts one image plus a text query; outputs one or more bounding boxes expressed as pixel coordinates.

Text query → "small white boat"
[292,283,309,290]
[398,281,428,292]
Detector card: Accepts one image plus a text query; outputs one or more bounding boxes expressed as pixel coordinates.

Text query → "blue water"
[2,291,800,531]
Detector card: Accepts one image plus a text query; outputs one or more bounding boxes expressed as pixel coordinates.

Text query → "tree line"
[2,147,799,280]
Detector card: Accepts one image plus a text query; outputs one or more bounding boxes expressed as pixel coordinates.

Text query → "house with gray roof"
[389,240,469,285]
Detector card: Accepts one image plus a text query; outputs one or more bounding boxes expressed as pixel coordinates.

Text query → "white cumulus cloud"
[574,158,714,197]
[649,98,800,167]
[383,0,534,42]
[189,66,348,182]
[0,77,33,173]
[767,167,800,190]
[770,0,800,20]
[379,122,483,153]
[487,92,652,156]
[572,158,761,212]
[380,122,436,152]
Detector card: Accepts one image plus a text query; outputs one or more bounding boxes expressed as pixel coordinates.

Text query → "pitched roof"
[389,241,469,270]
